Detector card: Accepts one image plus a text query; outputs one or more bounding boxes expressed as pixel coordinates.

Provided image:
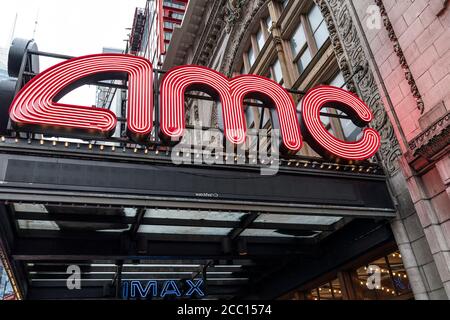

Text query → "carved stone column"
[268,1,295,88]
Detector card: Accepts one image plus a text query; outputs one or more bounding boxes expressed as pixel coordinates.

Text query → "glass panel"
[138,225,232,236]
[255,214,341,225]
[247,46,256,66]
[320,113,331,127]
[290,23,307,56]
[314,22,329,48]
[329,72,346,88]
[304,278,342,300]
[97,226,131,233]
[308,4,329,49]
[308,5,323,32]
[14,203,47,213]
[340,119,363,141]
[355,250,413,300]
[256,29,265,51]
[124,208,137,217]
[331,279,343,300]
[388,251,412,297]
[356,258,396,299]
[305,289,319,300]
[0,259,16,300]
[266,15,272,33]
[298,49,312,73]
[328,72,362,141]
[273,59,283,83]
[262,108,271,127]
[317,283,334,300]
[241,229,319,238]
[18,220,60,231]
[144,209,246,221]
[122,264,201,268]
[245,105,257,128]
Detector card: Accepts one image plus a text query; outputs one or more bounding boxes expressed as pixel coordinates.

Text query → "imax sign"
[122,279,205,299]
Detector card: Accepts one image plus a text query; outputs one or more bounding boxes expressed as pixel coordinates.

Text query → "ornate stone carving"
[224,0,248,32]
[408,111,450,159]
[216,0,267,127]
[185,101,192,125]
[188,1,226,123]
[192,2,226,66]
[315,0,402,174]
[374,0,425,114]
[201,0,403,174]
[220,0,268,76]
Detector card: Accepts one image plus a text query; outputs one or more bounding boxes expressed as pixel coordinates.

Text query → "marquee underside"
[0,138,395,300]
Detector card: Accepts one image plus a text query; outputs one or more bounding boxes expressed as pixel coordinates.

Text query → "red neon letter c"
[302,85,380,161]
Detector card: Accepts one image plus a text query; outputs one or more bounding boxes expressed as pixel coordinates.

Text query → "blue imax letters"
[122,279,205,299]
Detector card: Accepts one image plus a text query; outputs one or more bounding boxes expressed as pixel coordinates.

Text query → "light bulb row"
[1,136,380,173]
[318,288,342,294]
[364,267,408,279]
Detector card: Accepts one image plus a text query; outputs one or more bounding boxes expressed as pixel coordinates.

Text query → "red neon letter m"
[159,65,302,153]
[9,54,153,142]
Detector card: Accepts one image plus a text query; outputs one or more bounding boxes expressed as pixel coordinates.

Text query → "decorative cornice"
[408,111,450,159]
[191,1,226,66]
[374,0,425,114]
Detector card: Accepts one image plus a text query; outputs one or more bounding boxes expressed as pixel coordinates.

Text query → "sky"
[0,0,145,105]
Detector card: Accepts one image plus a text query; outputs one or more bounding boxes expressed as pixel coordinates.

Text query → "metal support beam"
[228,213,260,240]
[11,234,318,261]
[0,190,396,218]
[114,261,123,299]
[129,208,146,239]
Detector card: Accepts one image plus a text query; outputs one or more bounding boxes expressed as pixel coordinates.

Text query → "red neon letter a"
[9,54,153,142]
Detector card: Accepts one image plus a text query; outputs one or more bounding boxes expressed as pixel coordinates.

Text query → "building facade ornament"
[314,0,402,175]
[220,0,268,76]
[408,111,450,165]
[224,0,248,32]
[192,1,226,66]
[373,0,425,114]
[212,0,403,174]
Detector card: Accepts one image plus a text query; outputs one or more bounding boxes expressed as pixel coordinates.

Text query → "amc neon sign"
[9,53,380,161]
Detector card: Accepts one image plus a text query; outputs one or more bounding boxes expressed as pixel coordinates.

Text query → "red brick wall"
[359,0,449,146]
